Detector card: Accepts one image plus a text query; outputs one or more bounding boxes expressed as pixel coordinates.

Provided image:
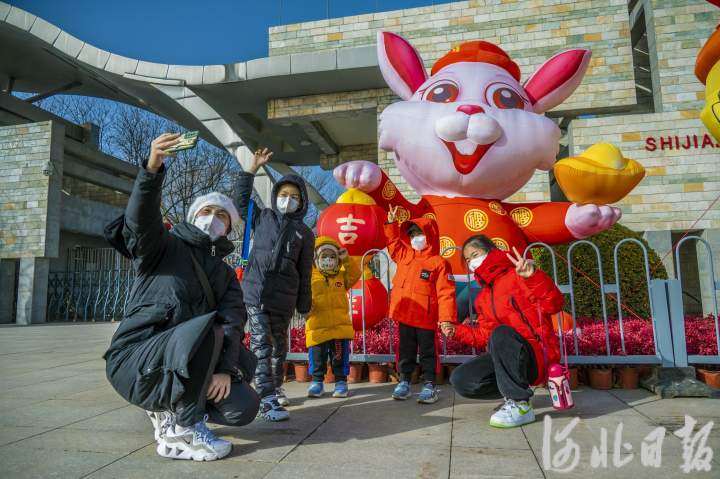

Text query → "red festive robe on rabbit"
[364,179,574,276]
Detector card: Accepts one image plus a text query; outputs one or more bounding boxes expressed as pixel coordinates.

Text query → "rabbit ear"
[377,31,428,100]
[524,49,591,113]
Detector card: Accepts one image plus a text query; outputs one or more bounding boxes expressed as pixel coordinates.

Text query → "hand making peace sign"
[507,246,536,278]
[387,205,399,223]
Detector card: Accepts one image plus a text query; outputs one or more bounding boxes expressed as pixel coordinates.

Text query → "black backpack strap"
[190,252,217,310]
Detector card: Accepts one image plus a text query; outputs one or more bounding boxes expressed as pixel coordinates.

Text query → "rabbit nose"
[457,104,485,115]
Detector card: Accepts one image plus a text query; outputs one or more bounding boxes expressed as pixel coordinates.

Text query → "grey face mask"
[276,196,299,214]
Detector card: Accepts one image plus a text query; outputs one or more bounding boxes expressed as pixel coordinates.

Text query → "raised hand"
[147,133,181,172]
[249,147,273,175]
[508,246,535,279]
[338,247,349,261]
[387,205,400,223]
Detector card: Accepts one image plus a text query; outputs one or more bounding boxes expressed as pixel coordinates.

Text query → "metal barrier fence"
[47,248,133,322]
[46,244,243,322]
[47,238,719,370]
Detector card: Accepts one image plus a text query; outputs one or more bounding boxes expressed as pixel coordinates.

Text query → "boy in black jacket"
[234,148,314,421]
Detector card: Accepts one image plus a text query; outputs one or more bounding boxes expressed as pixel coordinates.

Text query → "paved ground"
[0,323,718,478]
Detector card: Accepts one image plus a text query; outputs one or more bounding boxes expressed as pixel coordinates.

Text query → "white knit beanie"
[186,192,240,227]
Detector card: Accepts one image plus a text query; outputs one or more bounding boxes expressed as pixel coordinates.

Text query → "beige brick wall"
[0,121,64,258]
[569,110,720,232]
[646,0,720,112]
[270,0,636,113]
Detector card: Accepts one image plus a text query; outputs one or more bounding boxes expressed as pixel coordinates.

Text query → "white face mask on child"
[410,235,427,251]
[468,254,487,272]
[194,214,226,241]
[318,257,338,271]
[276,196,299,214]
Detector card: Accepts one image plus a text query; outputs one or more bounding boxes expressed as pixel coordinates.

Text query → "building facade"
[0,94,137,324]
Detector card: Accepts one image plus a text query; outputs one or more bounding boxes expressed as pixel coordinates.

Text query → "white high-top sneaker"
[489,398,535,428]
[157,415,232,461]
[146,410,173,441]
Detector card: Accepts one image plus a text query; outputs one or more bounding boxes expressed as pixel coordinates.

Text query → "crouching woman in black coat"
[103,133,259,462]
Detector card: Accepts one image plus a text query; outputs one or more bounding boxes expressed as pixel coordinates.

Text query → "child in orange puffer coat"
[385,206,457,404]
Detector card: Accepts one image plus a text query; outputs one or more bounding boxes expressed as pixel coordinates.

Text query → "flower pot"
[588,368,613,390]
[617,366,639,389]
[368,363,388,383]
[324,363,336,384]
[283,361,290,381]
[637,365,652,380]
[568,367,579,390]
[348,363,365,384]
[697,368,720,389]
[294,363,310,383]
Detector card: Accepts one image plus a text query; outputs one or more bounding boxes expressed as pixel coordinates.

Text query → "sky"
[8,0,454,64]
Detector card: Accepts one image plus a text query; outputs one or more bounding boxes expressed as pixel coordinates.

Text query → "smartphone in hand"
[165,131,199,154]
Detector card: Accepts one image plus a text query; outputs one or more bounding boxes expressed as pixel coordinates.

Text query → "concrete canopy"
[0,2,386,208]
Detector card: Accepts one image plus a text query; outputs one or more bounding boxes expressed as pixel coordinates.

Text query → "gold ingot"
[554,143,645,205]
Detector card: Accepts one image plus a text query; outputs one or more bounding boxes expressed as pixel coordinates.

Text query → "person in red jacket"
[442,235,563,428]
[385,207,457,404]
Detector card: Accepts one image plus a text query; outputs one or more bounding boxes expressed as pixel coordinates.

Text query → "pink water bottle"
[547,364,574,410]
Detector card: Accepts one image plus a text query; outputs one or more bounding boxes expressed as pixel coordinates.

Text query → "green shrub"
[532,224,668,319]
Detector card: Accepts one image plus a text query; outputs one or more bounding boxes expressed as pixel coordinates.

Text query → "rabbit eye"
[424,82,459,103]
[491,87,525,109]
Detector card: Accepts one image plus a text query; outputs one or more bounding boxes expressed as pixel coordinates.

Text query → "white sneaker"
[146,410,173,441]
[489,398,535,428]
[157,415,232,461]
[257,396,290,422]
[276,387,290,407]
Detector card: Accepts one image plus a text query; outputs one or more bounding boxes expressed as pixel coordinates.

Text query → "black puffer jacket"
[233,172,314,316]
[104,165,247,412]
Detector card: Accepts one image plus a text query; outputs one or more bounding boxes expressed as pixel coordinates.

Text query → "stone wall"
[0,121,64,259]
[270,0,636,113]
[569,110,719,233]
[645,0,719,112]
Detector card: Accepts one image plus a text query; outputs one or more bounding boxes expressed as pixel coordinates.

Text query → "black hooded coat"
[103,165,247,417]
[233,172,314,316]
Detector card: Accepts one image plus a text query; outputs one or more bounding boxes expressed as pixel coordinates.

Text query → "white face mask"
[468,254,487,272]
[193,214,226,241]
[277,196,299,214]
[318,257,338,271]
[410,235,427,251]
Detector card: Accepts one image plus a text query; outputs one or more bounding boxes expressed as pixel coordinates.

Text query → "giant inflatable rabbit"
[334,32,621,277]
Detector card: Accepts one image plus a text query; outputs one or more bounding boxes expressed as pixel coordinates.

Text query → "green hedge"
[532,224,668,319]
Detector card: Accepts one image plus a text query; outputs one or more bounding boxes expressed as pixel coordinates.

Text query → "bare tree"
[161,141,239,224]
[31,94,241,224]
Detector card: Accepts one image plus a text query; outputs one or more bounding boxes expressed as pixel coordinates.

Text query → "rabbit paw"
[333,161,383,192]
[565,204,621,239]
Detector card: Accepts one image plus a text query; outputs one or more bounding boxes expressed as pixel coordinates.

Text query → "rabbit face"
[379,63,560,199]
[375,32,591,201]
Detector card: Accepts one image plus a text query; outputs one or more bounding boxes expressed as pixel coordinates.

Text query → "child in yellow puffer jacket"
[305,236,362,398]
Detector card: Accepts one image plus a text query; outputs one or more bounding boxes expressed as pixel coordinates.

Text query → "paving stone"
[0,442,121,479]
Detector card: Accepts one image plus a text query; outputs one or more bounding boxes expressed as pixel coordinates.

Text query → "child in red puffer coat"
[443,235,563,428]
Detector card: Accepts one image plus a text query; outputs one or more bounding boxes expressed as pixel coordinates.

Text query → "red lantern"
[349,276,389,331]
[317,188,386,256]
